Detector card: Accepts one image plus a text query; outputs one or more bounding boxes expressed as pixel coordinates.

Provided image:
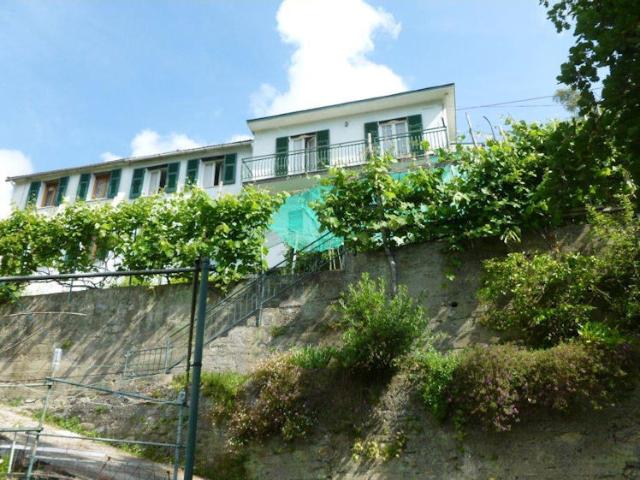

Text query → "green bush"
[413,349,459,421]
[289,345,336,369]
[479,200,640,347]
[173,371,246,420]
[418,342,638,432]
[228,354,314,448]
[335,274,427,371]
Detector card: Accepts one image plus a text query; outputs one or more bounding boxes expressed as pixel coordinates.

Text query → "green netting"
[270,163,459,252]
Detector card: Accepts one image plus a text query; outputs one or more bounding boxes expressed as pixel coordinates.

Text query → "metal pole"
[183,258,209,480]
[7,431,16,475]
[173,390,186,480]
[26,380,53,478]
[465,112,478,147]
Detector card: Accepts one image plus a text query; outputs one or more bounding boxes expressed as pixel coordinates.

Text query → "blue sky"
[0,0,574,182]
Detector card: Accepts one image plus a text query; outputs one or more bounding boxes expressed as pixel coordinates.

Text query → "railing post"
[173,389,186,480]
[184,258,209,480]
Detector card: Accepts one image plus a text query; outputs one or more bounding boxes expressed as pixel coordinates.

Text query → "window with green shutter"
[407,114,424,155]
[76,173,90,201]
[165,162,180,193]
[107,169,121,198]
[316,130,330,168]
[275,137,289,177]
[26,181,41,206]
[55,177,69,206]
[186,159,199,186]
[129,168,145,199]
[223,153,237,185]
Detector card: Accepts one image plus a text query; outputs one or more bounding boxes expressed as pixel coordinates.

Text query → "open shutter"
[407,114,424,155]
[55,176,69,206]
[107,169,121,198]
[165,162,180,193]
[76,173,90,201]
[129,168,145,199]
[223,153,237,185]
[26,181,41,206]
[186,159,199,185]
[316,130,330,169]
[275,137,289,177]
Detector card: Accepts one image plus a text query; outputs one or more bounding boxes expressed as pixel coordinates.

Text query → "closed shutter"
[129,168,145,199]
[107,169,121,198]
[223,153,237,185]
[55,176,69,206]
[316,130,330,168]
[26,181,41,206]
[186,159,199,185]
[275,137,289,177]
[76,174,91,200]
[165,162,180,193]
[407,114,424,155]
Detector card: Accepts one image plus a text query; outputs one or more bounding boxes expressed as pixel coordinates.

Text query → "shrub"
[413,349,459,421]
[479,199,640,347]
[419,342,638,432]
[289,345,336,369]
[335,274,427,371]
[228,354,314,448]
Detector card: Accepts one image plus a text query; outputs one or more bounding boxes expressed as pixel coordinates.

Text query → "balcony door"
[379,119,410,157]
[290,134,317,174]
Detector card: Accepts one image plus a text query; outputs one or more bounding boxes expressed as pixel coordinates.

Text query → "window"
[92,173,110,199]
[379,119,409,156]
[202,157,224,188]
[42,180,59,207]
[290,134,317,172]
[147,166,168,194]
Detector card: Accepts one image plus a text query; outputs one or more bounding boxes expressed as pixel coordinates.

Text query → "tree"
[541,0,640,183]
[313,152,442,296]
[552,88,581,115]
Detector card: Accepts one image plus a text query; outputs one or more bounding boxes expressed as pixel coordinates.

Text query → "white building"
[7,83,456,213]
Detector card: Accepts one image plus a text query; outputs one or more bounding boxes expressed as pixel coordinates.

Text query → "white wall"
[250,101,447,159]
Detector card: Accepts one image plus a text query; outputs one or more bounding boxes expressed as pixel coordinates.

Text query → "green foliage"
[412,349,459,421]
[351,431,407,463]
[479,200,640,347]
[173,371,247,421]
[541,0,640,186]
[228,353,314,448]
[417,342,638,432]
[0,186,285,301]
[335,274,427,371]
[289,345,336,369]
[314,121,628,258]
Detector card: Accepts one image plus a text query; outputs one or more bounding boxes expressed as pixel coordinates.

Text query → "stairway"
[122,232,344,377]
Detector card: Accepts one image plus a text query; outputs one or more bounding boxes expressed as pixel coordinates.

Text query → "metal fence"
[241,126,449,182]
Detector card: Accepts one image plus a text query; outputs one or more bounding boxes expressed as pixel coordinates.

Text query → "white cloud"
[130,129,202,157]
[100,152,121,162]
[0,149,33,218]
[251,0,407,116]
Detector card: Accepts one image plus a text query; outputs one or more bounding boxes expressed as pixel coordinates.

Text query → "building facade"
[7,83,456,216]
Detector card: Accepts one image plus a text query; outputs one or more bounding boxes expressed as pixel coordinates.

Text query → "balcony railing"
[241,126,449,182]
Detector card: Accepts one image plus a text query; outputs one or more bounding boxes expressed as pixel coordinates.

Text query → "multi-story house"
[6,83,456,257]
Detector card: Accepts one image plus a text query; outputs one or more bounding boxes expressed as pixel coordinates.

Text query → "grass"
[172,371,248,419]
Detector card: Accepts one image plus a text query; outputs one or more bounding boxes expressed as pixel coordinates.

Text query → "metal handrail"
[241,126,449,182]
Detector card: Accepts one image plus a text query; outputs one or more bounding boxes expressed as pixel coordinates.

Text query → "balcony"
[241,126,449,183]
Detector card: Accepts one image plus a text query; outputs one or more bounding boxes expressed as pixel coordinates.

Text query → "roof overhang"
[6,139,253,183]
[247,83,456,140]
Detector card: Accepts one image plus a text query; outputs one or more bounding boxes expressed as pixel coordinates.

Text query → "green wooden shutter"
[165,162,180,193]
[55,176,69,206]
[275,137,289,177]
[76,173,90,201]
[107,169,121,198]
[407,114,424,155]
[223,153,237,185]
[186,159,199,185]
[129,168,145,199]
[316,130,330,169]
[26,181,41,206]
